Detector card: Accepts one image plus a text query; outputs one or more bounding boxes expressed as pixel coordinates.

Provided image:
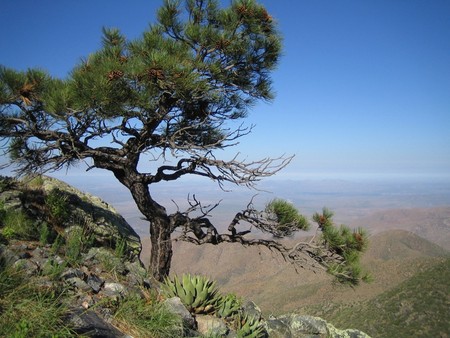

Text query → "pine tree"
[0,0,368,283]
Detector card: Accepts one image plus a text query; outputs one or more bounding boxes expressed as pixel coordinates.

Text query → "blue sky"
[1,0,449,181]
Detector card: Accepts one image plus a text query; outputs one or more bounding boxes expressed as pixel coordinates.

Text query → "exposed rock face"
[0,175,141,259]
[41,176,141,258]
[266,314,371,338]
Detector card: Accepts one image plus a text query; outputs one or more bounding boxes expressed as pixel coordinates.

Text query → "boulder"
[66,308,128,338]
[242,300,263,320]
[196,315,229,337]
[266,317,292,338]
[164,297,196,330]
[272,314,370,338]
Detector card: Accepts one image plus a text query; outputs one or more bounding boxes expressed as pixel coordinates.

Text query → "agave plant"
[215,293,242,319]
[235,313,266,338]
[162,274,220,314]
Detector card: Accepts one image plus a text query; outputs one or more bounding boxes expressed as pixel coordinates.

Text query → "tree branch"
[170,198,360,283]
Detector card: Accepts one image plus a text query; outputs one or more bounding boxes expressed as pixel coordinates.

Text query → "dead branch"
[171,197,356,282]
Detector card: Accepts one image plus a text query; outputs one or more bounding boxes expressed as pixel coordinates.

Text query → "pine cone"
[119,56,128,64]
[107,70,124,82]
[147,68,165,81]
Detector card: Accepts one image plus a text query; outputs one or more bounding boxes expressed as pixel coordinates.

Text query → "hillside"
[349,207,450,250]
[141,224,450,337]
[299,258,450,338]
[141,225,449,314]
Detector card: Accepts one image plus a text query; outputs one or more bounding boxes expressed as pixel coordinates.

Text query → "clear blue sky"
[1,0,449,181]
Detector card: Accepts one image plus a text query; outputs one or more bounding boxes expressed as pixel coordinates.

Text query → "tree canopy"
[0,0,369,284]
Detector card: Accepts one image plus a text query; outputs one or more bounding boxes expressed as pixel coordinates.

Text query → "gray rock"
[266,317,293,338]
[0,244,18,265]
[66,277,92,292]
[102,282,127,298]
[61,268,85,280]
[124,260,147,286]
[281,314,328,336]
[165,297,196,330]
[13,258,39,275]
[196,314,229,337]
[274,314,371,338]
[87,273,104,293]
[67,308,127,337]
[54,255,65,265]
[32,246,46,258]
[0,189,22,211]
[328,326,372,338]
[82,246,128,275]
[18,251,31,259]
[242,300,263,320]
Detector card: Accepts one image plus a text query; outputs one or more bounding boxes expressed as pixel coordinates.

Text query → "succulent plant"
[162,274,220,314]
[235,314,266,338]
[215,293,242,319]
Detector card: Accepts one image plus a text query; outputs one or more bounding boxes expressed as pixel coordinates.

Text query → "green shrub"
[163,274,220,314]
[51,233,65,254]
[65,226,94,265]
[0,175,16,192]
[41,258,67,281]
[0,200,5,221]
[235,313,266,338]
[96,249,124,274]
[115,236,128,258]
[45,188,69,223]
[0,210,38,240]
[27,175,45,188]
[216,293,242,319]
[112,293,184,338]
[39,222,50,245]
[0,256,75,337]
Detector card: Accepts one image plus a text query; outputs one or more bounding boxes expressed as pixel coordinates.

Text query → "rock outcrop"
[0,175,141,259]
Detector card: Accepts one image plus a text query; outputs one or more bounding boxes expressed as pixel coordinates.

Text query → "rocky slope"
[0,175,370,337]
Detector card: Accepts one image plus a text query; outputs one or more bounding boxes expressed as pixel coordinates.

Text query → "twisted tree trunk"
[122,177,173,281]
[148,216,173,281]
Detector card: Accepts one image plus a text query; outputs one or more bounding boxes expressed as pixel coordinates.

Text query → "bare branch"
[170,197,358,283]
[149,152,294,189]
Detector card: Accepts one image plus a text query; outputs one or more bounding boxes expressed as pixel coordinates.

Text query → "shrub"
[115,236,128,259]
[41,258,67,281]
[39,222,51,245]
[45,188,69,224]
[112,293,184,338]
[65,226,94,265]
[0,256,75,337]
[216,293,242,319]
[51,233,65,254]
[235,313,266,338]
[27,175,45,188]
[0,210,38,240]
[162,274,220,314]
[0,176,16,192]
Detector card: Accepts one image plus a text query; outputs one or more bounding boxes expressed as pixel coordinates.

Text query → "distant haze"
[48,172,450,237]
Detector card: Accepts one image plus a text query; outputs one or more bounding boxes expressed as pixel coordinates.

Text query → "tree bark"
[149,216,173,281]
[124,178,173,281]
